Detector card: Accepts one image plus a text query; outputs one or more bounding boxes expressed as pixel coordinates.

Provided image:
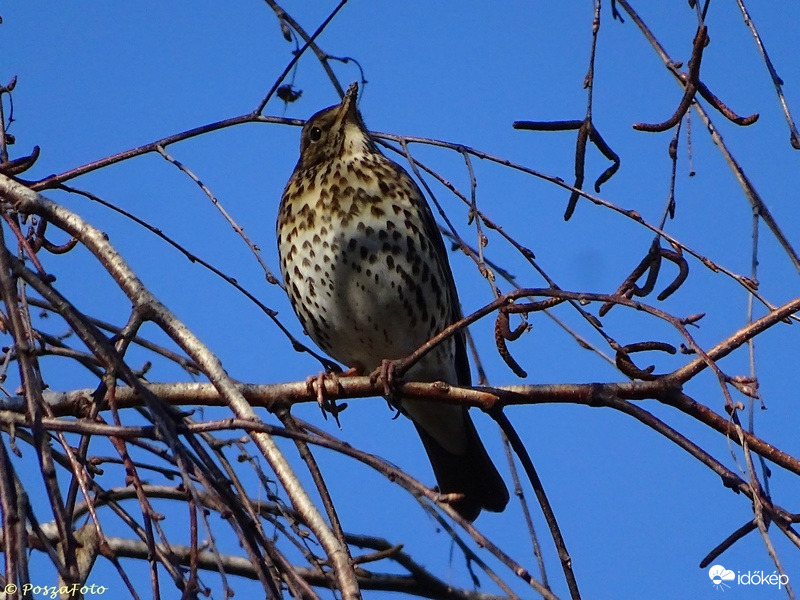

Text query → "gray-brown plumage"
[277,82,508,520]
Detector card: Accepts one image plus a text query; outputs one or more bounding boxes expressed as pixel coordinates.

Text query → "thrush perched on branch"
[277,82,509,521]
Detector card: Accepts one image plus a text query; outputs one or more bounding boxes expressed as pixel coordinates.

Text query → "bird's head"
[296,82,375,170]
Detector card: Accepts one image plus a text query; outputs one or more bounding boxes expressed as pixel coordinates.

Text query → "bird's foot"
[306,366,362,426]
[370,359,404,416]
[370,359,399,397]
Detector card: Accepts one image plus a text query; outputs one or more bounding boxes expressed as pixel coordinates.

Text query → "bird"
[276,82,509,521]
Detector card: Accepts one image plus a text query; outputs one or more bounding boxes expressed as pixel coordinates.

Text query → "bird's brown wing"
[399,165,472,386]
[399,166,509,520]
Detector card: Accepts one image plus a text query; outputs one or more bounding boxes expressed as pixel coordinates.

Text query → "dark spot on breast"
[431,275,443,306]
[298,205,316,228]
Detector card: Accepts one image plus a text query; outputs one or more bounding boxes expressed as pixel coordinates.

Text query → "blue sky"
[3,2,800,599]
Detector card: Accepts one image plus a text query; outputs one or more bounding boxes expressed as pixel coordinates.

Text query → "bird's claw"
[306,372,327,408]
[306,371,344,426]
[306,366,363,426]
[370,359,403,413]
[370,359,398,396]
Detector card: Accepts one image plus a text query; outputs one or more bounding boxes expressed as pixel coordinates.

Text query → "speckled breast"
[277,153,456,378]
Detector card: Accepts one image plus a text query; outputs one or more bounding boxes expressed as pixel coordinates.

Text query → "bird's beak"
[335,82,360,127]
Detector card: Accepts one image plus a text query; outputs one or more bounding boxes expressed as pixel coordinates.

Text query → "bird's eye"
[309,127,323,142]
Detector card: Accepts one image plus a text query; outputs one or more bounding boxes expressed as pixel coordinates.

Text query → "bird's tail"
[412,409,509,521]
